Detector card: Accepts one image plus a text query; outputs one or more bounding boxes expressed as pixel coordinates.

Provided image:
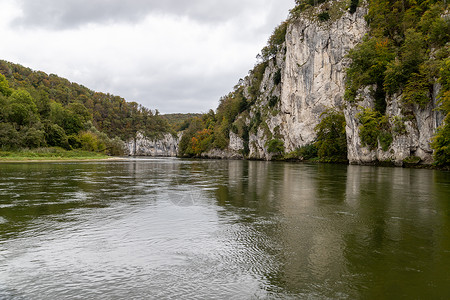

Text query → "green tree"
[7,90,40,127]
[0,74,12,97]
[0,122,19,149]
[314,109,347,161]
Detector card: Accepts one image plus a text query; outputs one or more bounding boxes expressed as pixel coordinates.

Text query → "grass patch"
[0,147,110,161]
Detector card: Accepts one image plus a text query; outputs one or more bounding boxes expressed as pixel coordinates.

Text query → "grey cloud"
[99,69,240,113]
[13,0,281,29]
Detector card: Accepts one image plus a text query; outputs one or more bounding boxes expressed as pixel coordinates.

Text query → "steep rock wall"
[125,132,181,157]
[234,5,369,160]
[279,6,368,153]
[345,85,444,165]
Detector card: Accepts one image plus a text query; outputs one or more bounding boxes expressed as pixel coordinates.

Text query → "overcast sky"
[0,0,295,113]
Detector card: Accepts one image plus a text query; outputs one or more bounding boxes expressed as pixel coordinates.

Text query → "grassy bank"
[0,147,111,161]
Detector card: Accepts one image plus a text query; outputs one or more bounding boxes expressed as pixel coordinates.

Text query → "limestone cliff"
[125,132,181,157]
[213,1,444,165]
[221,3,370,160]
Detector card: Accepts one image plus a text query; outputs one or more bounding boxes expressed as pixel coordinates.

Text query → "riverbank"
[0,148,120,162]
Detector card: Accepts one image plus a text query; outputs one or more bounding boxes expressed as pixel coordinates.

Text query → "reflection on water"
[0,158,449,299]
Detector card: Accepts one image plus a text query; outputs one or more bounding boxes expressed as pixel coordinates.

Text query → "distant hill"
[162,113,203,132]
[0,60,170,154]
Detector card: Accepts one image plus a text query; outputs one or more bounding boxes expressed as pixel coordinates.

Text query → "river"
[0,158,449,299]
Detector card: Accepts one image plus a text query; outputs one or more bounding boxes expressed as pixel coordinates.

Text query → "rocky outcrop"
[279,6,368,153]
[229,4,369,160]
[125,132,181,157]
[345,85,444,165]
[202,132,244,159]
[217,2,443,165]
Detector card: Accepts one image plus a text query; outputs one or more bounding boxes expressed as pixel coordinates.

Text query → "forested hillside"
[0,60,170,155]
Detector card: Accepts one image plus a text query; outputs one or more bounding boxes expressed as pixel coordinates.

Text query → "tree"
[0,74,12,97]
[314,109,347,161]
[7,90,40,127]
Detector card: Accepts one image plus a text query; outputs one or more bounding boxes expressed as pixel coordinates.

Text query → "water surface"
[0,158,449,299]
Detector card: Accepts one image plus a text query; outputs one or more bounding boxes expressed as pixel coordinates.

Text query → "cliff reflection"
[214,160,448,298]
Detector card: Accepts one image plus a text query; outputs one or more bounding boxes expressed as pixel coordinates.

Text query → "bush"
[78,131,106,152]
[318,12,330,22]
[269,96,279,108]
[285,144,318,160]
[21,127,46,148]
[431,118,450,166]
[267,139,285,154]
[314,109,347,161]
[349,0,359,14]
[273,69,282,85]
[261,22,288,61]
[357,108,381,150]
[0,122,19,149]
[45,123,70,149]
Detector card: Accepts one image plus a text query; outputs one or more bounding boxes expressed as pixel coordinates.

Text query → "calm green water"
[0,158,449,299]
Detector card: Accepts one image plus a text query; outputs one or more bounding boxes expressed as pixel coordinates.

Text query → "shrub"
[349,0,359,14]
[357,108,381,150]
[357,108,394,151]
[314,109,347,161]
[431,117,450,166]
[269,96,279,108]
[261,22,288,61]
[267,139,285,154]
[45,123,70,149]
[318,12,330,22]
[0,122,19,150]
[273,69,282,85]
[21,127,46,148]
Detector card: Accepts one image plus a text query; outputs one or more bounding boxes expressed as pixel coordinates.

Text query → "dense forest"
[0,60,171,155]
[177,0,449,166]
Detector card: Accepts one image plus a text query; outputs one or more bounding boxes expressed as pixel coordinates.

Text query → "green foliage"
[21,127,46,148]
[0,122,19,150]
[178,117,207,157]
[431,116,450,166]
[357,108,393,151]
[345,37,394,102]
[0,74,12,97]
[314,109,347,161]
[269,96,279,108]
[0,60,169,154]
[248,62,268,103]
[345,0,448,165]
[318,11,330,22]
[78,131,106,152]
[273,69,282,85]
[45,123,70,149]
[349,0,359,14]
[392,116,407,136]
[0,147,109,161]
[431,57,450,166]
[284,144,318,160]
[290,0,327,17]
[162,113,202,132]
[267,139,285,155]
[402,72,431,108]
[357,108,381,150]
[261,22,288,61]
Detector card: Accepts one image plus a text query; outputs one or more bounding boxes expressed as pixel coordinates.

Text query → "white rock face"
[345,84,444,165]
[229,132,244,152]
[240,6,368,160]
[228,3,442,165]
[125,132,181,157]
[279,7,368,152]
